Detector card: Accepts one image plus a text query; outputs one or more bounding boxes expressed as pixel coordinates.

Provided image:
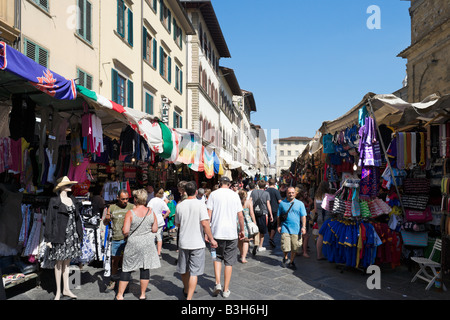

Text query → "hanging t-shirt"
[322,134,335,154]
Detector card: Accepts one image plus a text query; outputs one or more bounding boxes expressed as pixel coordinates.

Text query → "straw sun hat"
[53,176,78,193]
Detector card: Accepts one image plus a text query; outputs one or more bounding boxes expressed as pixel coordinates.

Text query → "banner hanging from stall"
[0,42,77,100]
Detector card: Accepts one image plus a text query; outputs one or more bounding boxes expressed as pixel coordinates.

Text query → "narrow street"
[5,233,446,301]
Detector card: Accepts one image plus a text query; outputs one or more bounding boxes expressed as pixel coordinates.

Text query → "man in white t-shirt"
[206,176,245,298]
[175,181,217,300]
[147,188,170,258]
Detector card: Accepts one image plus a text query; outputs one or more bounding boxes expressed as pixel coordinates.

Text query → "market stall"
[295,91,450,290]
[0,41,233,293]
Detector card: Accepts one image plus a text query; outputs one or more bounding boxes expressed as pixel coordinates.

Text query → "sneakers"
[282,258,288,268]
[213,283,222,297]
[252,246,258,256]
[222,290,231,298]
[258,247,266,252]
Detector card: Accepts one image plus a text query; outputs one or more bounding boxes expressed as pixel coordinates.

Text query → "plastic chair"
[411,239,447,291]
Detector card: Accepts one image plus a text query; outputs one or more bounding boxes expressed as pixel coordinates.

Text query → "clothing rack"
[367,98,406,216]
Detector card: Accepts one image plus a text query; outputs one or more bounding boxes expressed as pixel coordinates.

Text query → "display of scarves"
[213,150,223,175]
[188,144,204,172]
[177,132,196,164]
[203,147,215,179]
[167,129,180,163]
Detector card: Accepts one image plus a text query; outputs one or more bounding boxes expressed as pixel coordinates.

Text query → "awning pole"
[367,97,405,216]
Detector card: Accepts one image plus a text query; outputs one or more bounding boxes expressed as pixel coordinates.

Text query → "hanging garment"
[203,147,215,179]
[0,184,24,248]
[70,118,84,166]
[22,212,43,263]
[0,105,11,138]
[9,94,36,142]
[68,157,90,183]
[188,143,204,172]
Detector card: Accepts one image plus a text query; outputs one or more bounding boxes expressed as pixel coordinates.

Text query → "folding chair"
[411,239,447,291]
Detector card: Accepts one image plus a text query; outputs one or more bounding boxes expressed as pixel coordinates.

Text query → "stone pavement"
[4,233,449,301]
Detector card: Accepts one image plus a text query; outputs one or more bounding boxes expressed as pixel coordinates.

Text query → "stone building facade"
[398,0,450,102]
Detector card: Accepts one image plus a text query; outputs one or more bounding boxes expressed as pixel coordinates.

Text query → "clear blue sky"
[212,0,412,161]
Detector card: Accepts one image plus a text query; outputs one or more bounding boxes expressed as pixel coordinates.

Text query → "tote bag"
[400,230,428,247]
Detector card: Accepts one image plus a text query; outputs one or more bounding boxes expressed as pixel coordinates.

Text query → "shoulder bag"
[279,201,295,222]
[128,208,150,238]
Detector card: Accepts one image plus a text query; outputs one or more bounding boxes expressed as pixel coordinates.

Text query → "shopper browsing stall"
[103,189,134,291]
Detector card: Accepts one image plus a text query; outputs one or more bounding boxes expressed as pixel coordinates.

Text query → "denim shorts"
[111,240,126,256]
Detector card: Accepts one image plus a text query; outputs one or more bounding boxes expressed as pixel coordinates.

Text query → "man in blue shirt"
[277,187,307,270]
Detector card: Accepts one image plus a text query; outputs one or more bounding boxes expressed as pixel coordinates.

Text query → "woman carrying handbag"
[115,189,160,300]
[237,190,258,263]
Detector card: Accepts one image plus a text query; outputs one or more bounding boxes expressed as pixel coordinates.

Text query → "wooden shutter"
[180,70,183,94]
[78,0,85,38]
[38,47,48,68]
[152,39,157,68]
[167,10,171,33]
[146,93,153,114]
[128,9,133,46]
[142,27,147,59]
[111,69,118,103]
[159,46,164,76]
[168,56,171,83]
[127,80,134,108]
[86,1,92,42]
[117,0,125,37]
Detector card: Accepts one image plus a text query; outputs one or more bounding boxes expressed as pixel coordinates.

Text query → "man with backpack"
[251,180,273,255]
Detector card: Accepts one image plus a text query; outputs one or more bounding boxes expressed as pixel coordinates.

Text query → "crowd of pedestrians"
[100,176,325,300]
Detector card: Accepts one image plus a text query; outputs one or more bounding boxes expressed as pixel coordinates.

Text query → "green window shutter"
[159,0,163,21]
[173,18,177,41]
[179,116,182,128]
[175,66,179,90]
[152,39,157,68]
[153,0,157,12]
[173,111,176,128]
[159,46,164,76]
[85,0,92,42]
[167,10,172,33]
[78,0,85,38]
[179,29,182,49]
[142,27,147,59]
[127,80,134,108]
[117,0,125,37]
[146,93,153,114]
[168,56,171,83]
[128,9,133,46]
[111,69,118,103]
[180,70,183,94]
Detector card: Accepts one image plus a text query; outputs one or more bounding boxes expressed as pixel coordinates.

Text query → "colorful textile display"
[203,147,215,179]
